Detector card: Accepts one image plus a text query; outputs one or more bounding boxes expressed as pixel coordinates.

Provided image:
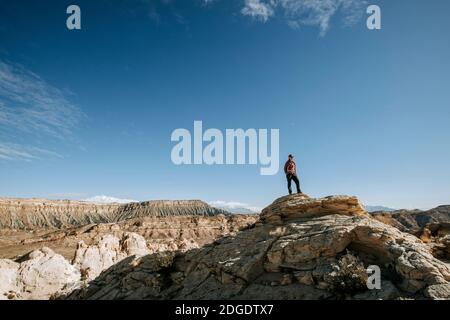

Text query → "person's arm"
[284,161,288,174]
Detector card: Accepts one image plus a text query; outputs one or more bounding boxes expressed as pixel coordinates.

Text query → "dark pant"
[286,174,301,194]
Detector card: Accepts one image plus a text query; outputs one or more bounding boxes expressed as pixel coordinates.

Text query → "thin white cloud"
[209,200,263,213]
[139,0,365,35]
[0,143,37,161]
[0,142,63,161]
[216,0,367,35]
[83,195,139,204]
[241,0,275,22]
[0,60,84,160]
[280,0,368,36]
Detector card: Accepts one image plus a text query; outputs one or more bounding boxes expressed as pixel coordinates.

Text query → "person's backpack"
[286,161,296,174]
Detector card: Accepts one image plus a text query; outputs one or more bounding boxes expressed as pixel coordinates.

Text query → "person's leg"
[286,174,292,194]
[292,175,301,193]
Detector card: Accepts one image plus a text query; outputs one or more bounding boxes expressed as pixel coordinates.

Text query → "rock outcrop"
[0,214,257,260]
[371,205,450,234]
[423,227,450,261]
[0,230,202,300]
[1,231,163,299]
[433,235,450,261]
[0,198,230,230]
[0,247,80,300]
[0,259,19,300]
[260,194,368,224]
[62,194,450,300]
[73,233,151,281]
[2,194,449,300]
[371,206,450,261]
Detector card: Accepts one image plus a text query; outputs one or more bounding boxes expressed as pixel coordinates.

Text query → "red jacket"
[284,160,297,175]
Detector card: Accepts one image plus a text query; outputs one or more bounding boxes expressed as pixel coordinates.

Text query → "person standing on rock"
[284,154,302,195]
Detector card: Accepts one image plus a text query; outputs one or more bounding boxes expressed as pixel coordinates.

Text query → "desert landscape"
[1,1,449,313]
[0,194,449,300]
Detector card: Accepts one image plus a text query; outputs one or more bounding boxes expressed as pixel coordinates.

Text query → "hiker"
[284,154,302,195]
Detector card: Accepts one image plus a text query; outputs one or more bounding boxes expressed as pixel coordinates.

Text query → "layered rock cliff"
[0,214,257,260]
[0,198,230,230]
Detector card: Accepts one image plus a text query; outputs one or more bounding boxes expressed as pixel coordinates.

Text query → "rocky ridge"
[371,206,450,233]
[2,194,450,300]
[0,214,257,260]
[58,194,448,300]
[0,198,230,230]
[371,206,450,261]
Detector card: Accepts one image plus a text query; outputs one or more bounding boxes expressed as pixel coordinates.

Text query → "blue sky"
[0,0,449,210]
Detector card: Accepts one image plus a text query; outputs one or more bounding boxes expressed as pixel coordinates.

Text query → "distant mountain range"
[365,205,396,212]
[217,207,258,214]
[208,201,262,214]
[83,195,138,204]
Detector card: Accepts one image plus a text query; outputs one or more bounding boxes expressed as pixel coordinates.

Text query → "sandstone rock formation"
[0,259,19,300]
[2,194,449,300]
[0,198,230,230]
[0,214,257,260]
[428,231,450,261]
[260,194,368,224]
[72,233,151,281]
[0,247,80,300]
[1,231,167,299]
[371,205,450,234]
[371,206,450,261]
[62,194,450,300]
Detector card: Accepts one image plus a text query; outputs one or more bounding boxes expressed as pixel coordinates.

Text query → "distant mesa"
[0,198,231,230]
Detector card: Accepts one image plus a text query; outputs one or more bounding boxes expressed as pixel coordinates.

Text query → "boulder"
[0,247,81,300]
[72,232,150,281]
[0,259,19,300]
